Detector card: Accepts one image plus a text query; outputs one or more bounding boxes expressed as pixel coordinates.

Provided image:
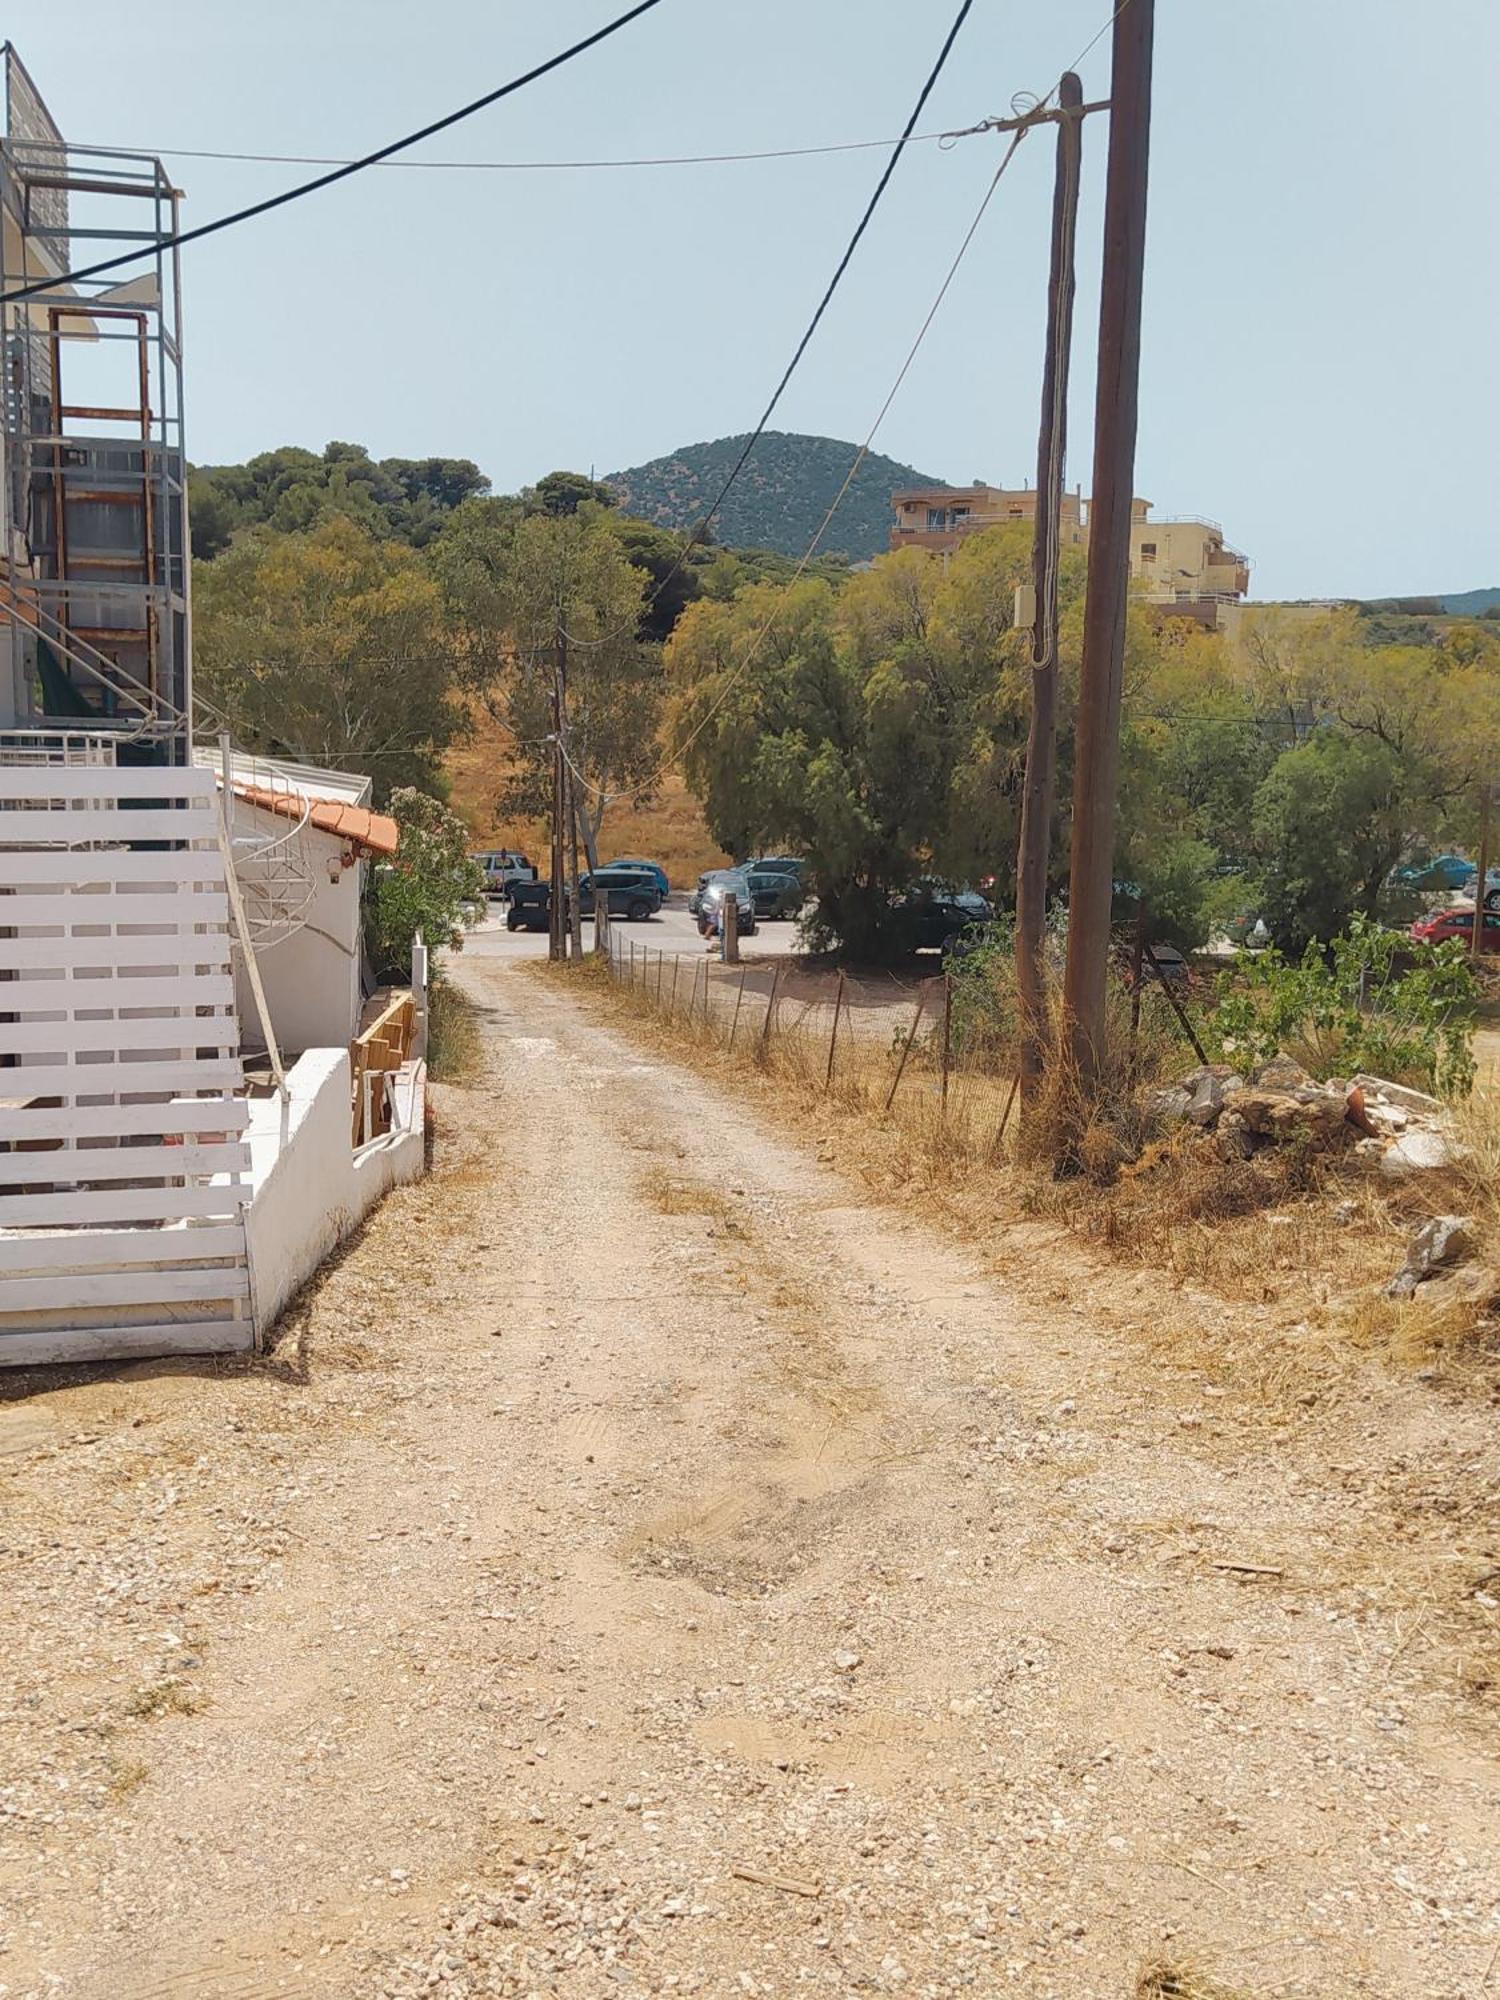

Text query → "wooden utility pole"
[1015,69,1084,1104]
[1061,0,1154,1085]
[1474,780,1492,960]
[548,619,566,964]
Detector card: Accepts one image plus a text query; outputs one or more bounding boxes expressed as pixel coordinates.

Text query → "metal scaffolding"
[0,43,190,761]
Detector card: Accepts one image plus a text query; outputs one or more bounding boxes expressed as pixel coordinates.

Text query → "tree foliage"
[365,788,486,982]
[434,503,661,860]
[189,442,490,559]
[667,527,1048,958]
[193,516,462,801]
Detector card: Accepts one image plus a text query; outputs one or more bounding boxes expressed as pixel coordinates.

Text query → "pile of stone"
[1148,1056,1460,1175]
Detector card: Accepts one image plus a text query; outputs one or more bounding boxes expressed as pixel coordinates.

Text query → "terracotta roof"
[232,782,400,858]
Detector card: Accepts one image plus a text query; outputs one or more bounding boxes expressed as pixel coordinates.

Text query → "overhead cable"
[560,124,1033,805]
[562,0,979,652]
[102,124,996,174]
[0,0,670,305]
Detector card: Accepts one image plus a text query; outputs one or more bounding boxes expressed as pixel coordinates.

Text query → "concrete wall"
[244,1045,425,1337]
[230,800,365,1057]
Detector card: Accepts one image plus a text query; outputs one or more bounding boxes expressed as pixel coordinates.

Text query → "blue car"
[603,856,669,898]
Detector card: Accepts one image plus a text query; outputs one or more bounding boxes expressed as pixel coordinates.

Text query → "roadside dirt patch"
[2,955,1498,1998]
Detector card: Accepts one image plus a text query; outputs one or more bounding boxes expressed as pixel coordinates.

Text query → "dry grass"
[123,1677,202,1721]
[551,946,1500,1407]
[1135,1961,1247,2000]
[640,1165,738,1225]
[427,972,482,1083]
[444,705,727,884]
[104,1753,149,1802]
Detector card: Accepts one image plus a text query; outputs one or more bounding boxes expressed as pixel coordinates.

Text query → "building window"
[1140,541,1157,560]
[926,507,947,530]
[951,505,969,520]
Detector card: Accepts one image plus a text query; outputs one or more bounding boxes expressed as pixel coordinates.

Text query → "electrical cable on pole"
[561,0,981,654]
[1061,0,1154,1092]
[0,0,670,304]
[1014,70,1084,1109]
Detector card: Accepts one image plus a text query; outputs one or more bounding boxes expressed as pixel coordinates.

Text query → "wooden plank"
[0,1140,250,1185]
[1,1099,250,1141]
[0,935,231,971]
[3,974,237,1013]
[0,1224,247,1272]
[0,808,217,844]
[0,1185,246,1225]
[0,1058,242,1098]
[1,1265,250,1311]
[0,1016,238,1055]
[0,765,216,801]
[0,893,229,928]
[0,849,228,886]
[0,1320,253,1367]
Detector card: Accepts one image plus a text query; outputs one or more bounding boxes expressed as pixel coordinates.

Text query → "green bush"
[365,788,486,983]
[1207,913,1477,1095]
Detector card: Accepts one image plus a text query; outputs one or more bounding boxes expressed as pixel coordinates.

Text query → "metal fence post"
[884,986,927,1114]
[941,971,953,1109]
[824,970,846,1092]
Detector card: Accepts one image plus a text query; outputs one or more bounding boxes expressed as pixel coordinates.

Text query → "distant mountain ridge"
[1441,586,1500,616]
[604,431,948,561]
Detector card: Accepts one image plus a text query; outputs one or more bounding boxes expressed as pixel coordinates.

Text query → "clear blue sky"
[17,0,1498,600]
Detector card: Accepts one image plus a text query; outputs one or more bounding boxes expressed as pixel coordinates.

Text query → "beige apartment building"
[890,481,1250,622]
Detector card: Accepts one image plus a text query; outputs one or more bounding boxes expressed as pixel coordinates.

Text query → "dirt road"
[3,955,1498,1998]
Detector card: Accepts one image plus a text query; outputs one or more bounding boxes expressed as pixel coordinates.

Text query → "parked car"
[1410,906,1500,951]
[689,868,738,919]
[1117,940,1191,989]
[472,849,538,897]
[505,867,662,932]
[695,871,757,937]
[749,854,806,881]
[897,884,993,953]
[1393,852,1475,892]
[741,868,804,919]
[602,856,669,898]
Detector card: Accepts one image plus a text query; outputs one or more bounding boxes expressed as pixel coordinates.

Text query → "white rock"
[1380,1128,1458,1175]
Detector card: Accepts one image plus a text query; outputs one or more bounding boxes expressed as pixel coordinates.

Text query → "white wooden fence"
[0,761,253,1365]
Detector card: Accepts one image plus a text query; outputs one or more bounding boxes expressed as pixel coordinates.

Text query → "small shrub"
[1208,913,1477,1095]
[365,788,486,983]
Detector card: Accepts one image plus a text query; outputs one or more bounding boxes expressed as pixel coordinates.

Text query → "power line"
[0,0,669,306]
[560,123,1034,807]
[100,124,995,175]
[562,0,980,653]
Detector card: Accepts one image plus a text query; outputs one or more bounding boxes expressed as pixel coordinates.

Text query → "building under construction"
[0,42,189,761]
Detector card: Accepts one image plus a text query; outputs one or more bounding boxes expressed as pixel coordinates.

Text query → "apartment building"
[890,480,1251,620]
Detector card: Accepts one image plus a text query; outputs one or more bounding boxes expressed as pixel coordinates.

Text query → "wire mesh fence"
[605,933,1024,1168]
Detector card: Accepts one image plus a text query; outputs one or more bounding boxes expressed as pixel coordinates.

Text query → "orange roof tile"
[232,782,400,859]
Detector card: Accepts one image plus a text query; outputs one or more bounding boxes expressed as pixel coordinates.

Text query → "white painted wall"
[230,798,365,1057]
[244,1046,425,1335]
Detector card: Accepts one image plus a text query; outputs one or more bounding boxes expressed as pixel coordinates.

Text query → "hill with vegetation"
[605,431,947,561]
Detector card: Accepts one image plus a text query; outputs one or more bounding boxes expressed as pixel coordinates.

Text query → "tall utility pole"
[1015,70,1084,1106]
[1061,0,1154,1084]
[549,618,567,963]
[1474,779,1492,960]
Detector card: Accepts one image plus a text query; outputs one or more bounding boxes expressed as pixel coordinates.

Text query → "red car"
[1410,907,1500,951]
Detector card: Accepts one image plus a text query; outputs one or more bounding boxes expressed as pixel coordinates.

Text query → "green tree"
[1250,730,1417,950]
[365,788,486,981]
[434,503,660,862]
[194,516,462,801]
[668,527,1041,959]
[525,470,616,518]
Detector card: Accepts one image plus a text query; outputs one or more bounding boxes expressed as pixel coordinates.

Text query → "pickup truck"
[472,850,538,897]
[505,866,663,932]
